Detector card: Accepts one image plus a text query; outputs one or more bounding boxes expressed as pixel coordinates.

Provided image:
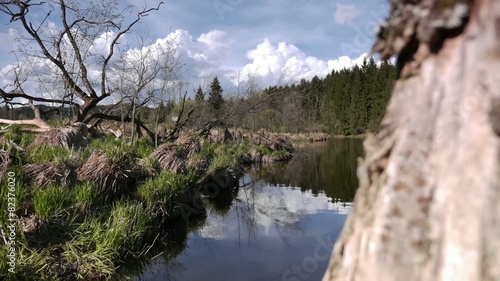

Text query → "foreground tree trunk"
[324,1,500,281]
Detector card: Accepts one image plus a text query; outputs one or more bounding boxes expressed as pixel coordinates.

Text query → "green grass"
[2,124,22,143]
[100,201,158,256]
[72,182,101,211]
[134,137,154,158]
[85,135,154,161]
[32,185,73,221]
[26,144,75,164]
[206,143,250,172]
[1,125,35,150]
[18,200,162,280]
[85,136,129,161]
[136,171,197,209]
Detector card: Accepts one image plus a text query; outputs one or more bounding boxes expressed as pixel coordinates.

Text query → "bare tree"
[324,1,500,281]
[0,0,164,131]
[107,31,182,143]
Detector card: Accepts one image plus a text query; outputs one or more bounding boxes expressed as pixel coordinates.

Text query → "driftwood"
[324,1,500,281]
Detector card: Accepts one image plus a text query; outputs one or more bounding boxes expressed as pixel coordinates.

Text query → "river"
[132,138,364,281]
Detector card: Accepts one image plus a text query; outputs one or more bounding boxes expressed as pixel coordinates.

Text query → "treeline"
[221,58,397,135]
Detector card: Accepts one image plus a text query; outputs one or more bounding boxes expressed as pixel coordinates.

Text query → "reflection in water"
[132,139,363,281]
[254,138,363,202]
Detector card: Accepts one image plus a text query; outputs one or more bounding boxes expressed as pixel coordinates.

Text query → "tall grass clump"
[86,136,128,160]
[100,201,158,258]
[1,124,22,144]
[207,143,250,172]
[62,217,116,280]
[134,137,154,159]
[26,144,74,164]
[72,182,101,211]
[136,171,197,214]
[86,135,153,160]
[32,185,73,221]
[19,132,35,148]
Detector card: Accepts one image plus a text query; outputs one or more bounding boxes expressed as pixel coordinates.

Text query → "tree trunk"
[323,1,500,281]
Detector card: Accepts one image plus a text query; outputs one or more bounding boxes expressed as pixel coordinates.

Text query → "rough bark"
[323,1,500,281]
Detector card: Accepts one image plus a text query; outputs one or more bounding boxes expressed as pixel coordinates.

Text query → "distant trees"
[250,58,397,134]
[208,77,224,117]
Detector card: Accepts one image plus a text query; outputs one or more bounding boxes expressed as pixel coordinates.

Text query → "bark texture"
[323,1,500,281]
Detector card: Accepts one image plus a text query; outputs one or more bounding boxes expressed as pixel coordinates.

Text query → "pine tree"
[195,85,204,102]
[208,77,224,117]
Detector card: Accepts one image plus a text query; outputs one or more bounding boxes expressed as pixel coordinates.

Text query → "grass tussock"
[72,182,101,211]
[25,144,76,164]
[101,201,158,256]
[32,127,89,150]
[0,148,11,179]
[57,201,159,280]
[77,150,142,197]
[23,161,79,188]
[151,135,201,174]
[207,143,249,172]
[86,135,153,160]
[136,171,197,215]
[0,124,35,147]
[32,185,73,221]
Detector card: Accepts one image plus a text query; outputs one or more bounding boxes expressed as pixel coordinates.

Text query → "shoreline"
[0,127,295,280]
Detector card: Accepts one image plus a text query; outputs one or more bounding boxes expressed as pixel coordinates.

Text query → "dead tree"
[323,0,500,281]
[0,0,164,131]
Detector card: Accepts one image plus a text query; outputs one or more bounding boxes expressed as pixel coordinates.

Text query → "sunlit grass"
[134,137,154,158]
[32,185,73,221]
[72,182,101,211]
[100,200,158,256]
[137,171,197,209]
[206,143,250,172]
[85,135,154,161]
[26,144,75,164]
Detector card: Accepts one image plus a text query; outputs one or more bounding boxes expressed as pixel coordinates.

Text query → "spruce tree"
[195,85,204,102]
[208,77,224,117]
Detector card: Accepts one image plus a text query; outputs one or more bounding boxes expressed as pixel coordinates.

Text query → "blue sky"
[0,0,389,95]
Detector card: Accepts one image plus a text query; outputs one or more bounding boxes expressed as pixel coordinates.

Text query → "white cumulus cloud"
[164,29,235,78]
[236,38,368,87]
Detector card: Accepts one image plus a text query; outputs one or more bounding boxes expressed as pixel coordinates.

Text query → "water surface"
[133,138,363,281]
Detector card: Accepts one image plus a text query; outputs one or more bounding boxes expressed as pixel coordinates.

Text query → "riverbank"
[0,126,294,280]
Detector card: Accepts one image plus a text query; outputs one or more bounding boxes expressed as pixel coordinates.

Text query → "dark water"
[132,138,363,281]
